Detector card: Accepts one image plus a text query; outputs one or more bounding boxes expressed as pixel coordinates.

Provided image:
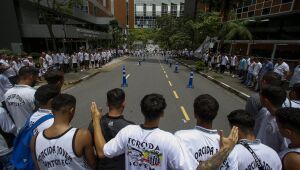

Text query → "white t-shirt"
[221,139,282,170]
[0,74,13,102]
[90,54,95,61]
[78,52,84,62]
[29,109,54,135]
[253,62,262,76]
[45,54,53,66]
[230,56,237,66]
[58,54,64,64]
[72,55,78,64]
[64,55,70,64]
[279,147,300,161]
[256,110,289,153]
[52,54,58,64]
[4,85,36,129]
[274,62,289,77]
[103,125,198,170]
[84,53,89,61]
[283,98,300,108]
[221,56,228,65]
[175,126,220,162]
[290,65,300,87]
[0,107,17,156]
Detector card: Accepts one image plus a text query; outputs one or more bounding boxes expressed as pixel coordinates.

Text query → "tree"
[109,20,123,48]
[35,0,82,51]
[219,21,252,40]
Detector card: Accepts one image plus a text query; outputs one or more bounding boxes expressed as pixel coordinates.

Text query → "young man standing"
[175,94,228,163]
[91,93,239,170]
[44,70,64,91]
[257,85,288,152]
[4,66,39,129]
[221,109,282,169]
[88,88,134,170]
[31,94,96,169]
[276,108,300,170]
[29,84,60,135]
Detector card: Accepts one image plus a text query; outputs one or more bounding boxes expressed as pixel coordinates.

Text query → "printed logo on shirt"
[245,160,272,170]
[6,94,26,106]
[127,138,162,170]
[194,146,219,161]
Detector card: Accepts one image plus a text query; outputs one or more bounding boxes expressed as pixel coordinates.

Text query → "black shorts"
[84,60,89,65]
[91,61,95,65]
[80,62,84,66]
[73,63,78,68]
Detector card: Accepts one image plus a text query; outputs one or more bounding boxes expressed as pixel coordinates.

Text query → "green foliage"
[128,29,157,45]
[0,49,13,56]
[219,21,252,40]
[195,61,206,71]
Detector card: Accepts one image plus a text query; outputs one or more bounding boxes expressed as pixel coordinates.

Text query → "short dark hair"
[276,107,300,134]
[52,94,76,112]
[140,94,166,121]
[260,85,286,107]
[18,66,39,78]
[261,71,282,87]
[193,94,219,123]
[107,88,125,109]
[44,70,64,85]
[292,83,300,98]
[227,109,255,133]
[35,84,60,105]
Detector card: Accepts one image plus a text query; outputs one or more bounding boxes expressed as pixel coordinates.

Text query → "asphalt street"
[65,55,245,134]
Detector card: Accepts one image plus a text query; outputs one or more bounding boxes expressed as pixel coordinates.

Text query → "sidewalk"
[42,56,129,90]
[176,59,255,100]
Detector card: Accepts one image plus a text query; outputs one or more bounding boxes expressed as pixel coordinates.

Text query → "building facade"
[0,0,113,53]
[134,0,185,28]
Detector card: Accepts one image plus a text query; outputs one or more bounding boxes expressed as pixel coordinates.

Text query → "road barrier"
[121,66,128,87]
[187,71,194,88]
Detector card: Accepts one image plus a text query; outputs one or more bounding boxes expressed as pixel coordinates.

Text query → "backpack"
[11,114,54,170]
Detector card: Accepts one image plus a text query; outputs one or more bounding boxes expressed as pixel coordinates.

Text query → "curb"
[176,59,250,101]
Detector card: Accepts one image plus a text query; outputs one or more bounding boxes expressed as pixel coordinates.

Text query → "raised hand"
[90,102,102,121]
[219,126,239,149]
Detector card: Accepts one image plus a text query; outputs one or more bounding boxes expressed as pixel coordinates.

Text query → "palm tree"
[219,21,252,40]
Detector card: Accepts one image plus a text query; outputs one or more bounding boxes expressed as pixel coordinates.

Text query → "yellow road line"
[173,90,179,99]
[180,106,190,121]
[168,81,173,87]
[165,74,168,78]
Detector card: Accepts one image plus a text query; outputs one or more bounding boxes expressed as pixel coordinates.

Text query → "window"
[237,14,242,19]
[152,4,156,17]
[171,3,177,17]
[180,3,184,17]
[143,4,147,17]
[262,8,270,15]
[248,11,254,17]
[237,8,242,13]
[162,3,168,15]
[282,0,293,3]
[243,7,249,12]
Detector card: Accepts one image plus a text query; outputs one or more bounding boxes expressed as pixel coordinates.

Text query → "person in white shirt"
[0,59,18,85]
[0,105,17,169]
[91,93,239,170]
[245,59,256,87]
[0,74,12,104]
[4,66,39,129]
[84,51,90,70]
[288,59,300,88]
[58,53,64,71]
[175,94,237,168]
[45,52,53,69]
[220,54,228,74]
[276,108,300,170]
[78,50,84,71]
[90,53,95,69]
[283,83,300,108]
[257,85,289,152]
[274,58,290,80]
[29,84,59,135]
[221,109,282,170]
[30,94,96,169]
[72,52,78,72]
[63,53,70,73]
[252,58,262,88]
[52,52,59,69]
[230,55,237,77]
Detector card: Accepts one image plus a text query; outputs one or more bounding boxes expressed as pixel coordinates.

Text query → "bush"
[0,49,13,56]
[195,61,206,71]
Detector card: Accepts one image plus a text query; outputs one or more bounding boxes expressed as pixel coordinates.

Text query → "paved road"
[65,55,245,134]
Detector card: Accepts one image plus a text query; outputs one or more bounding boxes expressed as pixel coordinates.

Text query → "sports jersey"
[4,85,36,129]
[103,125,198,170]
[256,110,289,152]
[175,126,220,162]
[279,147,300,160]
[35,128,91,170]
[29,109,54,135]
[221,139,282,170]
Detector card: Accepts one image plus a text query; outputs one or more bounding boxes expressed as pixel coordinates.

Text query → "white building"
[134,0,185,28]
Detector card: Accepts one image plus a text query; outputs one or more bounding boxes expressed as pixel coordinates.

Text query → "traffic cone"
[174,62,179,73]
[187,72,194,88]
[121,66,128,87]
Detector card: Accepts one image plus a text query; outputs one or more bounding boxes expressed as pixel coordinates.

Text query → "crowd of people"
[0,49,300,170]
[200,52,300,92]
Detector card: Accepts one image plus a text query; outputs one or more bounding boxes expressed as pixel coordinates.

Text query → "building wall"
[0,0,22,50]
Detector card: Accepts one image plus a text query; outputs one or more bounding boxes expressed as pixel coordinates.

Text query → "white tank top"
[35,128,91,170]
[279,147,300,160]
